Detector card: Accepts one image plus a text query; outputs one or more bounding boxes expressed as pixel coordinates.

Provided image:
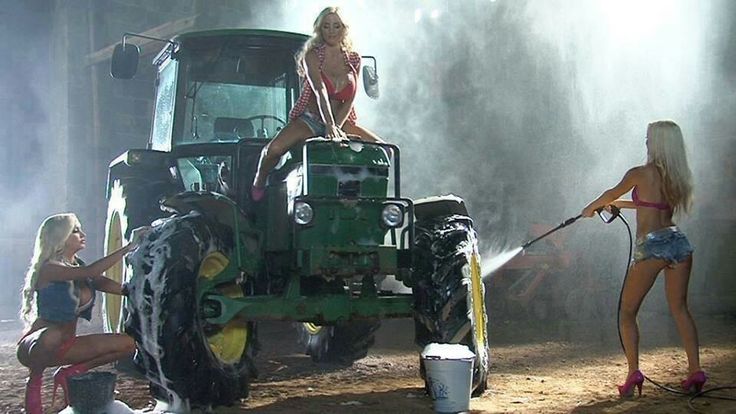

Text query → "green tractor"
[103,29,489,409]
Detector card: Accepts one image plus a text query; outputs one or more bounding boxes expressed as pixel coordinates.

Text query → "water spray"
[483,207,620,280]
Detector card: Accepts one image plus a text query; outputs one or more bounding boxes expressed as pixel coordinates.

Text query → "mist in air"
[247,0,734,340]
[1,1,734,342]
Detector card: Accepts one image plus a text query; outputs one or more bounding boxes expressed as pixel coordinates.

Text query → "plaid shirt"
[289,43,361,125]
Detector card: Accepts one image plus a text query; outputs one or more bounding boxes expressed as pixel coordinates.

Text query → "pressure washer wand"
[521,214,583,249]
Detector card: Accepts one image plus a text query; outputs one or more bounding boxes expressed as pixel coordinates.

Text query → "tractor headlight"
[127,151,143,164]
[381,204,403,228]
[294,201,314,225]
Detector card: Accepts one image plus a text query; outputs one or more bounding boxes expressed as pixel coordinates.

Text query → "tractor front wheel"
[412,214,490,396]
[125,212,256,409]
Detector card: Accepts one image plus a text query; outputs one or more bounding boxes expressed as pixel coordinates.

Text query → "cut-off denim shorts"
[298,111,326,137]
[633,226,693,265]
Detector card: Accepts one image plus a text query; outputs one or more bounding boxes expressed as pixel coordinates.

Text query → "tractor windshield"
[176,46,298,145]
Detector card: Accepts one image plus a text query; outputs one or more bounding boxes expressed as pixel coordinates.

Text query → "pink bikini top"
[632,186,671,210]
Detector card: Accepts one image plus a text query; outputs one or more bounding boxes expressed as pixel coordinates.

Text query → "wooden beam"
[85,14,197,66]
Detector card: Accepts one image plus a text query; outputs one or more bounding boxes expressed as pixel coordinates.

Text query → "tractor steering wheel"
[243,115,287,138]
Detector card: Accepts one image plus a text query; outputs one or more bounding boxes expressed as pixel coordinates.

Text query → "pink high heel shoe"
[617,370,644,397]
[24,374,43,414]
[251,185,265,202]
[681,370,707,394]
[52,363,88,406]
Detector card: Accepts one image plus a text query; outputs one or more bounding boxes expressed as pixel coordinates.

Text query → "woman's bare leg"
[17,327,64,371]
[619,259,665,374]
[664,255,700,374]
[253,119,313,188]
[342,122,383,143]
[20,329,135,371]
[55,333,135,368]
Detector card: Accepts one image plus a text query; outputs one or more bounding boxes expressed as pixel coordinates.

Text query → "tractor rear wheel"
[125,212,256,408]
[412,214,490,396]
[298,320,381,364]
[104,179,168,376]
[103,179,167,334]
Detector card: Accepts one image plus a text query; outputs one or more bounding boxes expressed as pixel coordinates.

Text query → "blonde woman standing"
[582,120,704,397]
[251,6,383,201]
[16,213,144,413]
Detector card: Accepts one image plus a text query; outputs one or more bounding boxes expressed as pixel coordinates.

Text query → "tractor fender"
[106,149,172,199]
[413,194,469,222]
[162,191,246,227]
[161,192,261,271]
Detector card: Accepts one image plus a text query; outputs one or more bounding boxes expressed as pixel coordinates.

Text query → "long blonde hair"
[295,6,355,77]
[647,120,693,216]
[20,213,79,326]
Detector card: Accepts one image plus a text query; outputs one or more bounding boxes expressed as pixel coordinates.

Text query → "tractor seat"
[213,117,255,141]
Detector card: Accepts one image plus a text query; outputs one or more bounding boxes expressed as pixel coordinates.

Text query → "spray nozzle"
[595,204,621,224]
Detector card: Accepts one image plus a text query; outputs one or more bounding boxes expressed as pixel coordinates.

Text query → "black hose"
[689,386,736,412]
[614,213,736,404]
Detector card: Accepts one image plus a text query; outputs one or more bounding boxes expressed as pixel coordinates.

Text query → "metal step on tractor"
[103,29,489,409]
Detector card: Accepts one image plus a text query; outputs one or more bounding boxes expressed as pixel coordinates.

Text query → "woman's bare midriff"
[634,164,675,238]
[635,207,676,238]
[304,98,351,124]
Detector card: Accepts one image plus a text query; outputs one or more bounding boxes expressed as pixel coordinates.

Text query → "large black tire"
[103,179,168,334]
[412,214,490,396]
[298,320,381,364]
[125,212,257,408]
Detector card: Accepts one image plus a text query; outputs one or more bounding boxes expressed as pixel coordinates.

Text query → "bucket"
[67,371,117,413]
[421,343,475,413]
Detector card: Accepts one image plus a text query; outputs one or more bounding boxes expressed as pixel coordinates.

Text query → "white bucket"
[421,343,475,413]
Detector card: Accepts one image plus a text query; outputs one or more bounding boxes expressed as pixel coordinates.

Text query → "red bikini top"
[288,44,362,123]
[321,71,356,101]
[632,186,671,210]
[317,44,357,102]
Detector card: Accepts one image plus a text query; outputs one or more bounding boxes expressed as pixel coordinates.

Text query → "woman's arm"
[304,51,344,139]
[611,199,637,209]
[39,243,134,284]
[332,93,356,128]
[582,167,641,217]
[89,275,125,295]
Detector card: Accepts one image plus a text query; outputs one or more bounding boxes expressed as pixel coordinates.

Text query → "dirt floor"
[0,314,734,413]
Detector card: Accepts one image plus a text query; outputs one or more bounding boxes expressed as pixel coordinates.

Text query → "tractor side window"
[151,59,178,151]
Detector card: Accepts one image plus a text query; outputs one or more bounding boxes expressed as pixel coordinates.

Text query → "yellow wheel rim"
[470,253,488,352]
[303,322,323,335]
[198,252,247,364]
[103,212,123,333]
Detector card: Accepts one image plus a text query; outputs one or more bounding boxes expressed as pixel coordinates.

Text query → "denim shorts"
[298,111,326,137]
[633,226,693,264]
